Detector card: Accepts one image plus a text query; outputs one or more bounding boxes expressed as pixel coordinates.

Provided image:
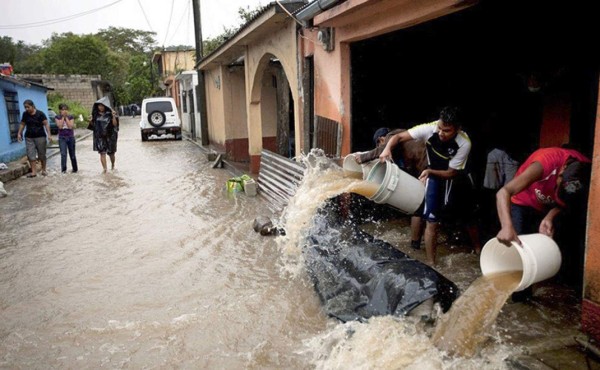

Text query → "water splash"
[301,316,513,370]
[275,150,361,275]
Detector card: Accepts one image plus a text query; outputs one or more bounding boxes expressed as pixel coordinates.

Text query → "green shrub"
[48,93,91,128]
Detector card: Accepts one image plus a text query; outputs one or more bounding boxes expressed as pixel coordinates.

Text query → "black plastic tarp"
[303,195,458,322]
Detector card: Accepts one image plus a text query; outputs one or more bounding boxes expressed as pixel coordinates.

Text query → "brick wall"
[17,74,102,109]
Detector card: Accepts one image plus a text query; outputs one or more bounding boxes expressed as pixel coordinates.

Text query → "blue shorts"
[421,176,449,223]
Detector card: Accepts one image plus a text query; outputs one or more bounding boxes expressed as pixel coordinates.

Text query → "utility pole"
[192,0,209,145]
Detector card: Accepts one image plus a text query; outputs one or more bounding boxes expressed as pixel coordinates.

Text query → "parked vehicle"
[139,97,182,141]
[47,108,58,134]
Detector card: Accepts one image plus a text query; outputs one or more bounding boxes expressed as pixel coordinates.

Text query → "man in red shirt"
[496,147,591,246]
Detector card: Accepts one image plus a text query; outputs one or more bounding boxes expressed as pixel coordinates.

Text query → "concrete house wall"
[175,71,199,136]
[16,74,100,109]
[198,2,303,169]
[154,49,196,105]
[0,76,50,163]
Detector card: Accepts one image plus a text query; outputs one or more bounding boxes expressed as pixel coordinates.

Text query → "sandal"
[41,170,48,176]
[26,173,37,178]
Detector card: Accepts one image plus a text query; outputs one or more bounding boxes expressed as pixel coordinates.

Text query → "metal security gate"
[313,115,341,157]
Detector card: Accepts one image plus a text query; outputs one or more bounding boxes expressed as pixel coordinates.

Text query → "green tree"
[238,4,264,22]
[41,33,116,76]
[94,27,159,104]
[95,26,157,54]
[123,54,158,102]
[0,36,18,66]
[0,36,43,73]
[202,4,265,56]
[203,28,235,56]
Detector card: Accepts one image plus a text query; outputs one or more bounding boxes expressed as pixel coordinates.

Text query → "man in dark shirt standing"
[379,106,473,266]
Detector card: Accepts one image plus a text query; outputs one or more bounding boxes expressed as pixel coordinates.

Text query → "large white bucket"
[480,234,562,292]
[365,161,425,214]
[343,154,376,180]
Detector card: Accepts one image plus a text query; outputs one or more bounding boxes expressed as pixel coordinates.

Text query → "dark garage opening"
[351,0,598,169]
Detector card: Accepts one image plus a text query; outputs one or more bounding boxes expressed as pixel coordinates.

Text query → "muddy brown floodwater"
[0,118,582,369]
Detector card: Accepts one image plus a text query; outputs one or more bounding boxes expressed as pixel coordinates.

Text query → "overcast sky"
[1,0,266,47]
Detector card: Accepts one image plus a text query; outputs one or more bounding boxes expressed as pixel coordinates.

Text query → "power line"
[0,0,125,29]
[162,0,177,46]
[166,0,192,46]
[136,0,155,32]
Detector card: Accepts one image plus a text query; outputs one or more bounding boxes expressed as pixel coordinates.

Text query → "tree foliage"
[41,33,115,75]
[5,28,157,105]
[0,36,42,73]
[202,4,265,56]
[95,27,157,54]
[238,4,264,23]
[122,54,159,104]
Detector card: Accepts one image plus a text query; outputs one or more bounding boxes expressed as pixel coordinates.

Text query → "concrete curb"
[184,134,245,177]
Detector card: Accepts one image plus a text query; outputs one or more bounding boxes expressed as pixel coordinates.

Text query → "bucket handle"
[386,162,399,191]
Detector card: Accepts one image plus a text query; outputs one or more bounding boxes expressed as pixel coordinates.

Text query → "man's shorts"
[25,137,47,162]
[422,176,448,223]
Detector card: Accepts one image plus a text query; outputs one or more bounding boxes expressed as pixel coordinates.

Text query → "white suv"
[139,97,182,141]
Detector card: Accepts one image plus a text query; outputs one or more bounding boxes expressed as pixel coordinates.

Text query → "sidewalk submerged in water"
[0,129,92,183]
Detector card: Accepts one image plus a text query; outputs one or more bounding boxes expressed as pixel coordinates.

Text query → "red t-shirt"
[511,148,590,211]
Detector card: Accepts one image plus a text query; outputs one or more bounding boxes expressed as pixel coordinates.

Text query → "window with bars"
[4,92,20,143]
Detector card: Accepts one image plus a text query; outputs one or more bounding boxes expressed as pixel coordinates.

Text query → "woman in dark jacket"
[90,97,119,173]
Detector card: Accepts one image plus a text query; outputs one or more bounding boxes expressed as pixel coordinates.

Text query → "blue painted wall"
[0,78,50,164]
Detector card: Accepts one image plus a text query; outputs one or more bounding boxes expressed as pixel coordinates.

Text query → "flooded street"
[0,119,327,368]
[0,119,582,369]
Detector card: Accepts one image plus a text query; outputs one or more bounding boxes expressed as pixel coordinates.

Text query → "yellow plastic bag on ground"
[226,174,253,193]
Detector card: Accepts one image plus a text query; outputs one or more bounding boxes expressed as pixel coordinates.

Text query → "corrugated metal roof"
[0,74,53,90]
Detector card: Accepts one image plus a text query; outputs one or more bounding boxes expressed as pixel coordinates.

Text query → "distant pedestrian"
[17,99,52,177]
[56,103,78,173]
[131,104,138,118]
[90,97,119,173]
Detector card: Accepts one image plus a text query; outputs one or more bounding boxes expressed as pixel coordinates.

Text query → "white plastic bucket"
[365,161,425,214]
[343,154,376,180]
[480,233,562,292]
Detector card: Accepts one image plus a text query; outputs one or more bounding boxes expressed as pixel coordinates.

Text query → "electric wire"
[162,0,177,46]
[166,0,192,46]
[0,0,125,29]
[185,0,191,46]
[136,0,155,32]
